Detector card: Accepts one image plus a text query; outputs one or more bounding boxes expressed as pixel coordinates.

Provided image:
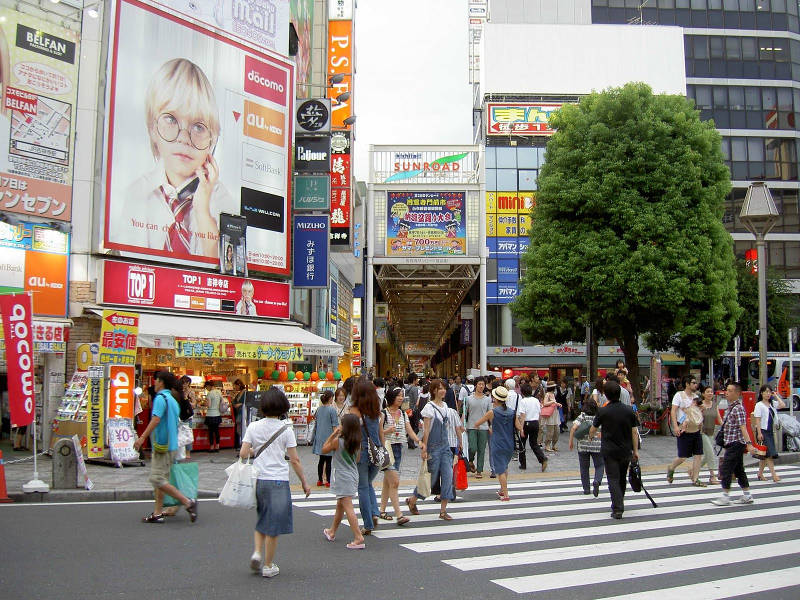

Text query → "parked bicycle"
[635,404,675,437]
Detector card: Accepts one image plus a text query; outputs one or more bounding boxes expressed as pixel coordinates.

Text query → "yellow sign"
[174,339,303,362]
[99,309,139,365]
[87,366,105,459]
[352,340,361,355]
[486,192,535,237]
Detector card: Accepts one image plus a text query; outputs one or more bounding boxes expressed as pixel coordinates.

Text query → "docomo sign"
[244,55,287,106]
[0,293,35,426]
[108,365,135,420]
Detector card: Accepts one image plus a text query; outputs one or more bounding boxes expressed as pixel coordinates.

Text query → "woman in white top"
[753,384,786,482]
[464,377,492,477]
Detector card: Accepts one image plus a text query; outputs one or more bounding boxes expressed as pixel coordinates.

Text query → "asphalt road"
[3,467,800,599]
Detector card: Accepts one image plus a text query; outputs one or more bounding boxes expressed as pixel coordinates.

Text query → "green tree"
[734,259,798,352]
[512,83,740,400]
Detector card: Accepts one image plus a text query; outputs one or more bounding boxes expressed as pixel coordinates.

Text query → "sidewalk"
[3,433,796,503]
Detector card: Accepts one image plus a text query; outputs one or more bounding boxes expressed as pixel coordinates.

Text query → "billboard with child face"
[103,0,294,275]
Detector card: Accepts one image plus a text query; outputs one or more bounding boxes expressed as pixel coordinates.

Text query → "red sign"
[0,293,35,426]
[101,260,290,320]
[330,153,350,187]
[244,55,288,106]
[108,365,135,419]
[745,248,758,275]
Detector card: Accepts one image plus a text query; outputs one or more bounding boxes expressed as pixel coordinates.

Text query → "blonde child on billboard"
[116,58,236,259]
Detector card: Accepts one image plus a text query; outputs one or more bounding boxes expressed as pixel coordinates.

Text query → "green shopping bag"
[163,462,199,506]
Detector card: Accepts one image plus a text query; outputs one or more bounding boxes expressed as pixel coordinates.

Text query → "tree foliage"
[512,83,740,397]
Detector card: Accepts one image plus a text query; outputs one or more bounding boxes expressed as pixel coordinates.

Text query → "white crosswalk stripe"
[293,465,800,597]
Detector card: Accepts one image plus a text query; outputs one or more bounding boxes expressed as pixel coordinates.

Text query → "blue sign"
[497,259,519,282]
[292,215,329,288]
[487,282,519,304]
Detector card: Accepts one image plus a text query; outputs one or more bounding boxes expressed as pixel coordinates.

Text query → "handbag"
[163,462,199,507]
[178,421,194,447]
[574,417,592,439]
[714,410,731,452]
[454,454,469,491]
[628,459,657,508]
[540,402,556,418]
[416,459,431,498]
[367,435,391,469]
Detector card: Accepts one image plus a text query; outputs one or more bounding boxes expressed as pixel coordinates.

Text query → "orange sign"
[107,365,135,419]
[24,251,68,317]
[327,20,353,128]
[243,99,285,146]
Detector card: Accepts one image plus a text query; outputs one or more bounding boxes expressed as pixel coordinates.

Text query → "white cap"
[505,378,516,390]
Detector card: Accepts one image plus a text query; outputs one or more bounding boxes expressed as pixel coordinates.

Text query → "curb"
[8,488,219,504]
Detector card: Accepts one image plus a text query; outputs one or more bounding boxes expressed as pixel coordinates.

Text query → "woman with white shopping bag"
[236,388,310,578]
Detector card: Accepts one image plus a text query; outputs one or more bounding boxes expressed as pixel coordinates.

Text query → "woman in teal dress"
[474,385,521,501]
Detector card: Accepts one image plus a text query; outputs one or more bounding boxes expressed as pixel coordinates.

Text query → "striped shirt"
[574,412,601,453]
[383,408,408,444]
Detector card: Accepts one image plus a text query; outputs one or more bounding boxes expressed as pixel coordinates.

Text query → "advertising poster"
[329,130,350,245]
[101,259,290,319]
[175,339,303,361]
[104,0,294,275]
[0,320,67,354]
[151,1,291,56]
[107,418,139,464]
[71,434,93,489]
[107,365,135,420]
[0,9,80,222]
[486,103,563,136]
[386,191,466,256]
[219,213,247,277]
[293,175,329,211]
[87,365,105,459]
[0,293,35,426]
[293,215,329,288]
[0,220,69,317]
[99,309,140,366]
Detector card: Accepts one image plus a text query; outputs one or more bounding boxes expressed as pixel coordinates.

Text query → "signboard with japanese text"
[386,191,466,256]
[0,319,67,354]
[87,365,105,458]
[104,0,294,275]
[107,365,135,420]
[487,282,519,304]
[485,191,534,238]
[295,98,330,134]
[329,278,338,342]
[293,175,329,211]
[486,103,563,136]
[329,0,354,20]
[174,338,303,361]
[329,131,351,246]
[107,417,139,464]
[0,9,80,222]
[486,191,534,305]
[292,215,329,288]
[461,319,473,345]
[0,293,35,426]
[99,309,139,366]
[152,1,291,56]
[100,260,290,320]
[327,19,352,128]
[0,218,69,318]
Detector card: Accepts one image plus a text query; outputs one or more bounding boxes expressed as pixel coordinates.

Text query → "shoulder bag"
[366,417,391,469]
[714,410,731,453]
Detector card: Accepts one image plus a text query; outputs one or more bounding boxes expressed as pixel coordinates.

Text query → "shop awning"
[91,310,343,357]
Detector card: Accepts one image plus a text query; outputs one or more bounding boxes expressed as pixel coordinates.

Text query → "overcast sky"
[351,0,474,179]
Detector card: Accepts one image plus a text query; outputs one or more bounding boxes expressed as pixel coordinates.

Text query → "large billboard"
[486,103,562,136]
[386,191,466,257]
[0,8,80,222]
[103,0,294,275]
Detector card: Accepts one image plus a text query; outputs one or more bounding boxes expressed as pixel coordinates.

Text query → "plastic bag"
[218,459,257,509]
[416,459,431,498]
[163,462,199,506]
[454,456,469,491]
[178,422,194,447]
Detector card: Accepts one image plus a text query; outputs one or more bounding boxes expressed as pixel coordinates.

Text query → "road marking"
[491,539,800,593]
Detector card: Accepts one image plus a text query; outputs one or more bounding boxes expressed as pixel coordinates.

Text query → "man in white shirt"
[504,378,519,412]
[458,376,474,410]
[517,382,548,472]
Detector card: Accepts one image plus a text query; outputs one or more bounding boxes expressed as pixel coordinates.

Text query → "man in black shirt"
[590,380,638,520]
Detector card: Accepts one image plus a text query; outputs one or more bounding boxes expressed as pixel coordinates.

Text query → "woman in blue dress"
[311,390,338,487]
[475,385,521,501]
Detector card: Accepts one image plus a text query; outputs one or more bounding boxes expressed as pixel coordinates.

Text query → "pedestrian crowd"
[132,364,788,578]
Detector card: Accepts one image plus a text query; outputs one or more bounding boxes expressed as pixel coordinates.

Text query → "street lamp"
[739,181,780,388]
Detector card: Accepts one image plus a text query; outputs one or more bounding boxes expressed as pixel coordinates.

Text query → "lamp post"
[739,182,780,388]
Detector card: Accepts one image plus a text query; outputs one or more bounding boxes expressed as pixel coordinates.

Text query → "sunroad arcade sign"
[295,136,331,173]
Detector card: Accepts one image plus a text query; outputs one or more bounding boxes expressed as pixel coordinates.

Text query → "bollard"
[52,438,79,489]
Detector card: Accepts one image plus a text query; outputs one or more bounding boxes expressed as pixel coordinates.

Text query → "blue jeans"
[416,445,455,501]
[357,459,379,529]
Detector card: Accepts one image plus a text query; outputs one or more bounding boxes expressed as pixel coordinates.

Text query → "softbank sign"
[0,293,35,426]
[244,55,287,106]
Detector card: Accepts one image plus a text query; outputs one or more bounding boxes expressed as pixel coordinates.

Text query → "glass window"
[725,37,741,60]
[720,137,731,160]
[739,0,755,9]
[516,147,538,169]
[791,40,800,63]
[708,0,723,7]
[745,86,761,110]
[695,85,712,109]
[496,168,517,190]
[659,0,676,7]
[518,170,537,191]
[731,138,747,160]
[710,37,724,59]
[485,168,497,190]
[484,146,496,168]
[773,0,786,11]
[690,0,705,7]
[748,137,764,161]
[694,36,709,59]
[536,147,546,166]
[729,86,745,109]
[763,87,777,109]
[722,0,738,8]
[756,0,770,10]
[496,147,516,168]
[713,86,727,107]
[677,0,690,7]
[778,88,793,111]
[774,43,789,62]
[760,38,777,61]
[741,37,758,60]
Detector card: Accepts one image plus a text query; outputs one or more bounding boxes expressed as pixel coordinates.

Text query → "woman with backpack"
[569,397,605,497]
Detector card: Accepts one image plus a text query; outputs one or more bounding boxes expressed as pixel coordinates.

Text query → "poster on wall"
[386,191,466,256]
[150,0,291,56]
[0,8,80,222]
[219,213,247,277]
[0,220,69,317]
[99,309,140,366]
[103,0,294,275]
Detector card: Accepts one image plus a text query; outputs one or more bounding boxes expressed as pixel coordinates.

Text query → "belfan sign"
[0,293,35,426]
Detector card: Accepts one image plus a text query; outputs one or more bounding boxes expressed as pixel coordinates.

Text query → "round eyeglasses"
[155,113,213,150]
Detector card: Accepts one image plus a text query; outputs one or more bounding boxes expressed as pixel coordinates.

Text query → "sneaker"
[262,563,279,578]
[733,495,754,504]
[249,553,262,572]
[711,496,731,506]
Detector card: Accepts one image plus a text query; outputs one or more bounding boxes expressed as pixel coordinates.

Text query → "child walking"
[240,388,310,578]
[321,414,365,549]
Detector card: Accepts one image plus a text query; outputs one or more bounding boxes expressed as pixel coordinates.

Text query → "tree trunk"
[619,332,642,403]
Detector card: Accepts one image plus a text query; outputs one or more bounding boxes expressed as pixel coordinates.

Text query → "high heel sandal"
[757,474,766,481]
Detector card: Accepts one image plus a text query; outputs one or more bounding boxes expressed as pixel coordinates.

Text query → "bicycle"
[635,405,675,437]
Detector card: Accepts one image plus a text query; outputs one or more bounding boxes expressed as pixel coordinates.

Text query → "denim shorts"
[255,479,293,536]
[386,443,403,471]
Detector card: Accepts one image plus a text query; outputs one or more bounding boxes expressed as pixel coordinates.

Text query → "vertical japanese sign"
[0,8,80,222]
[99,309,139,365]
[486,191,534,305]
[329,131,351,245]
[329,278,338,341]
[292,215,329,288]
[87,365,105,459]
[461,319,473,345]
[108,365,135,420]
[386,191,466,256]
[0,293,35,426]
[107,418,139,464]
[327,19,353,128]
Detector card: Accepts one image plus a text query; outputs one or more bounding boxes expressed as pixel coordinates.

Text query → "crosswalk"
[292,465,800,598]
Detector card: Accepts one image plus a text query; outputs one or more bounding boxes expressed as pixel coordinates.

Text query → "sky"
[351,0,474,180]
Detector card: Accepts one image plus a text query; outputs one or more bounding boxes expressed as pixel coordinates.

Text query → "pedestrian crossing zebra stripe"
[491,539,800,594]
[375,486,800,541]
[594,566,800,600]
[444,518,800,571]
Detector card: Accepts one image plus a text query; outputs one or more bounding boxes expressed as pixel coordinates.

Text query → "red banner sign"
[100,260,290,320]
[0,293,35,426]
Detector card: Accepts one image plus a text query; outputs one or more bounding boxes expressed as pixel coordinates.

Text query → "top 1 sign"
[486,103,563,136]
